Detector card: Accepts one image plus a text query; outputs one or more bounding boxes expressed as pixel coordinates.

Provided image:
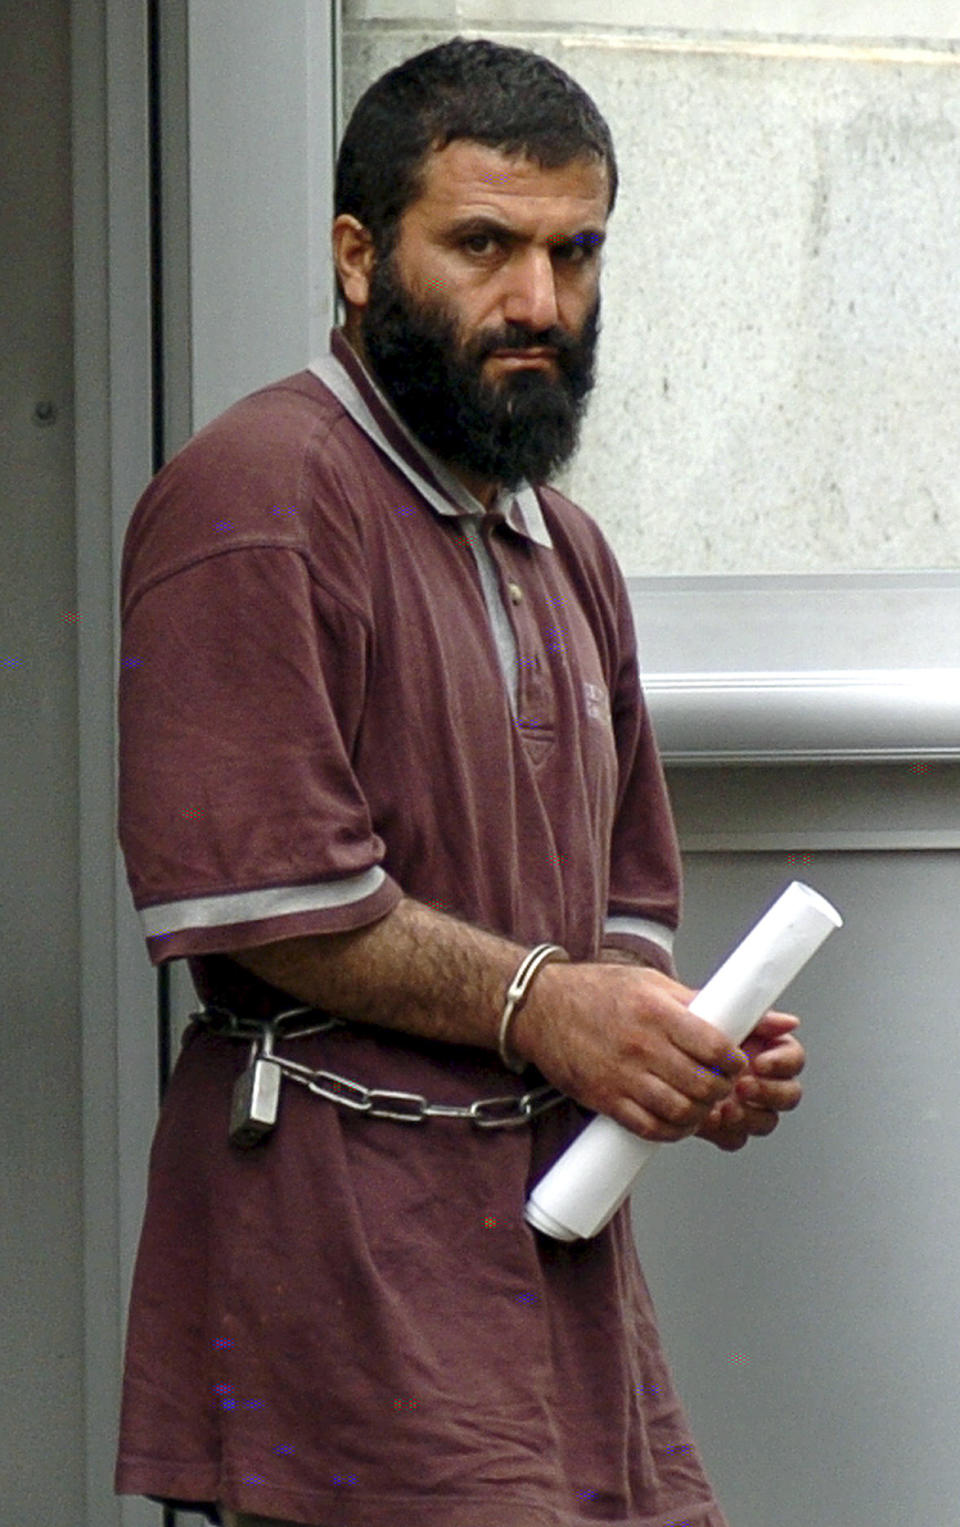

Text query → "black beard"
[360,257,599,491]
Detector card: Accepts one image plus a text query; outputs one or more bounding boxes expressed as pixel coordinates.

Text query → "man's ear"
[332,215,376,309]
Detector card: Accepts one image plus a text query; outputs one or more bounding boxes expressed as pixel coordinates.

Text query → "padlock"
[229,1029,282,1149]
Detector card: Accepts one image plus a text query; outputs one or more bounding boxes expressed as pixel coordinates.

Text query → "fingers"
[737,1050,804,1118]
[639,974,748,1080]
[749,1008,800,1037]
[697,1093,784,1152]
[735,1028,805,1119]
[750,1029,805,1073]
[613,1098,699,1144]
[696,1022,806,1151]
[696,1097,755,1152]
[614,1072,746,1142]
[621,992,748,1139]
[605,1013,748,1142]
[604,1071,740,1143]
[736,1073,803,1116]
[675,1008,748,1081]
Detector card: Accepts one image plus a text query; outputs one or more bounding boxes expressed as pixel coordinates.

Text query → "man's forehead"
[412,139,610,220]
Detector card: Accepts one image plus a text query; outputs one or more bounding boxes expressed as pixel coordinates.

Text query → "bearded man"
[116,37,804,1527]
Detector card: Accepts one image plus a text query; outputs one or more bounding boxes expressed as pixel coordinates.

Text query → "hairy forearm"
[231,907,801,1150]
[231,900,752,1147]
[232,896,529,1051]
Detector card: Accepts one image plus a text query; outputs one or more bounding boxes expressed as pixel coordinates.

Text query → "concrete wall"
[342,2,960,574]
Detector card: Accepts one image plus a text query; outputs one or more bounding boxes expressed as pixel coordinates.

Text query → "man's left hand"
[695,1011,805,1152]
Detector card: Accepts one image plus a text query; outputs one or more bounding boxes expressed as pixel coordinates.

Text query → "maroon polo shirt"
[114,336,728,1527]
[119,331,679,982]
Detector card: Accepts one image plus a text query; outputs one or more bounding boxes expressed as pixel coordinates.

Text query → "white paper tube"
[525,881,842,1242]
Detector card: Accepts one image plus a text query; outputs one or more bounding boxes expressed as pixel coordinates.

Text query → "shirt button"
[508,582,524,605]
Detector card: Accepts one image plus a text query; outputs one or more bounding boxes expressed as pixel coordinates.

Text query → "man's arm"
[232,896,749,1145]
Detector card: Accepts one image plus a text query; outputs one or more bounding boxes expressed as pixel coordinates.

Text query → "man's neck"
[341,324,500,509]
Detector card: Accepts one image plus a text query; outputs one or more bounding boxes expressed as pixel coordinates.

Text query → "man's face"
[359,141,610,491]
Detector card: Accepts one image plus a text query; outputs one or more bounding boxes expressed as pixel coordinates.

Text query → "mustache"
[468,323,582,365]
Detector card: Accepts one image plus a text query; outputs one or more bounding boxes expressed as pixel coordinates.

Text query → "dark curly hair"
[335,37,618,259]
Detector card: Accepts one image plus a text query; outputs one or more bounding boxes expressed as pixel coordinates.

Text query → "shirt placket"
[480,519,556,737]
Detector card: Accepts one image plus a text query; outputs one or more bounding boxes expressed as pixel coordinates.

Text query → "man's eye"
[463,233,495,254]
[555,236,599,265]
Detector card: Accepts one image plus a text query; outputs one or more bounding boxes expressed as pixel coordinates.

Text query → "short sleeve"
[119,542,401,964]
[603,584,681,976]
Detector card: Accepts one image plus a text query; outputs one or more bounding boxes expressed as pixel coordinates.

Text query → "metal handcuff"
[192,1004,566,1150]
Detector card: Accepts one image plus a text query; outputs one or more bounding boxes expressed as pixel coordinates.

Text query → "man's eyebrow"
[556,228,606,251]
[443,216,607,248]
[444,215,517,240]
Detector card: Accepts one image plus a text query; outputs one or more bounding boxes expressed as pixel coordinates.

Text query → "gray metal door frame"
[72,3,339,1520]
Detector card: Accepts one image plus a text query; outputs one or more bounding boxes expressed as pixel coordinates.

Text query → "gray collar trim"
[308,351,554,550]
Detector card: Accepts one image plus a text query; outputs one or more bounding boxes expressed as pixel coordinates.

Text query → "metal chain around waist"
[194,1005,566,1130]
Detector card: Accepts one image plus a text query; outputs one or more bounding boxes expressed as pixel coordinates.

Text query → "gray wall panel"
[0,1,85,1519]
[635,847,960,1526]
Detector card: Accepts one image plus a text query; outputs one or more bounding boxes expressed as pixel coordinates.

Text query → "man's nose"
[503,248,560,332]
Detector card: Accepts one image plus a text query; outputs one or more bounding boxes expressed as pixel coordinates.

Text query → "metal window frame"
[631,571,960,765]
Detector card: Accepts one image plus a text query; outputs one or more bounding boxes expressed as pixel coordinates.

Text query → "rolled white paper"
[525,880,842,1242]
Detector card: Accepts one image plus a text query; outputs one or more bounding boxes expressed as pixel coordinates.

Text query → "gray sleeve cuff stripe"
[141,867,387,940]
[603,915,676,956]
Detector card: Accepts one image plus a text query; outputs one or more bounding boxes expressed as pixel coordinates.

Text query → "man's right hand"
[514,961,748,1143]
